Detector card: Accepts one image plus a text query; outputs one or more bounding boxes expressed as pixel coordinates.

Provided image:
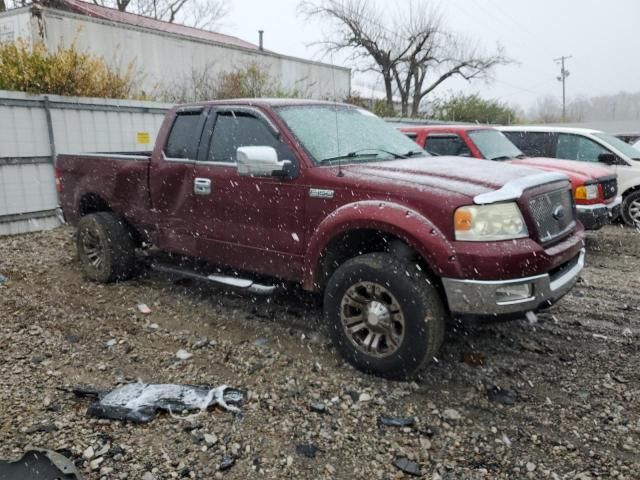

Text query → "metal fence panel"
[0,105,51,157]
[0,162,57,216]
[0,90,171,236]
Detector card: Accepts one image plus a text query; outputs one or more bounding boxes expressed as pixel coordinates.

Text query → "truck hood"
[343,156,546,198]
[509,157,615,183]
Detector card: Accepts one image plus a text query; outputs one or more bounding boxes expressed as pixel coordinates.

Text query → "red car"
[57,100,585,378]
[399,124,621,230]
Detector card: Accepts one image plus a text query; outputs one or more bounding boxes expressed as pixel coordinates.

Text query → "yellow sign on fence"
[136,132,151,145]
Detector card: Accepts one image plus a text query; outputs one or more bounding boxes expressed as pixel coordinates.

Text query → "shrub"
[429,93,519,124]
[156,61,303,103]
[0,40,140,98]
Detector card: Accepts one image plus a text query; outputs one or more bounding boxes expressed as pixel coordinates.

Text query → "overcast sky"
[220,0,640,111]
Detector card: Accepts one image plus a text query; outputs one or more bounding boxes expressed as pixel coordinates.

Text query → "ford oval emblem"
[552,205,566,220]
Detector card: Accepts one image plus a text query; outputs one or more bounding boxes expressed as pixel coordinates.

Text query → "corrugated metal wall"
[0,90,171,236]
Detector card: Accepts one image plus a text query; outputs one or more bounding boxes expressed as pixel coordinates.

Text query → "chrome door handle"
[194,177,211,195]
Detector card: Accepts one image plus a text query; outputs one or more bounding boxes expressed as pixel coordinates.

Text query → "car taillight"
[55,167,62,193]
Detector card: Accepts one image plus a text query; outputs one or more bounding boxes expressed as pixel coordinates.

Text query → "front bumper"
[576,196,622,230]
[442,248,585,317]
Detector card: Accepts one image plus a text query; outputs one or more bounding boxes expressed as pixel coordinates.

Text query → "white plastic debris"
[137,303,151,314]
[76,382,246,423]
[526,311,538,324]
[442,408,462,421]
[83,446,94,460]
[176,349,193,360]
[291,233,300,242]
[358,393,371,402]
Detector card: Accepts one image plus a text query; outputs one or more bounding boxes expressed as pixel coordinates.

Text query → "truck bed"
[56,152,152,225]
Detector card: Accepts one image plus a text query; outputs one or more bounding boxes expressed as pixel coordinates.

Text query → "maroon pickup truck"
[57,99,585,379]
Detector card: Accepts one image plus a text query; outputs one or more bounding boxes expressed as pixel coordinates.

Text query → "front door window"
[556,133,608,162]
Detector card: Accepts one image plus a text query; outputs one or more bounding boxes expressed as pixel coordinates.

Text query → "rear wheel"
[324,252,446,379]
[621,190,640,227]
[77,212,137,283]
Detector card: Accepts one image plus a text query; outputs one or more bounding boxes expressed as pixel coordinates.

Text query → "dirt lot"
[0,225,639,480]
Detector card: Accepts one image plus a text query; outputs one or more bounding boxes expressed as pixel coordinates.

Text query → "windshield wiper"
[491,155,513,161]
[404,149,425,157]
[515,154,527,159]
[320,148,407,163]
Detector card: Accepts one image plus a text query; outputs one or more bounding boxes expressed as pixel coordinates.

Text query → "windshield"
[467,129,523,160]
[593,132,640,160]
[276,105,427,164]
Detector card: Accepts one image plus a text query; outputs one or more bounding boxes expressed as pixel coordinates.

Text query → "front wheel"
[77,212,137,283]
[621,190,640,227]
[324,253,446,379]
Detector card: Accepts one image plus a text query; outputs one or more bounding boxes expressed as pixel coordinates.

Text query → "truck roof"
[177,98,353,109]
[399,124,494,133]
[499,125,603,135]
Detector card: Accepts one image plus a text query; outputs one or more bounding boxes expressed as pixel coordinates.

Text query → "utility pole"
[554,55,572,121]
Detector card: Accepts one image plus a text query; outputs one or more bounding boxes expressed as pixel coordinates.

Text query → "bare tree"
[302,0,509,117]
[300,0,411,112]
[91,0,229,30]
[527,95,563,123]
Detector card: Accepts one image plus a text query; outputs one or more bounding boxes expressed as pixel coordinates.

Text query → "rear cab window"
[164,111,204,159]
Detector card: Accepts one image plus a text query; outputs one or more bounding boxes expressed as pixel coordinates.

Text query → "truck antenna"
[330,52,344,177]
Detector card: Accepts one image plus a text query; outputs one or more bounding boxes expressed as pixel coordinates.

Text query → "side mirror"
[598,152,617,165]
[236,146,292,177]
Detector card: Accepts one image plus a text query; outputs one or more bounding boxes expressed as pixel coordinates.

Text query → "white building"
[0,0,351,100]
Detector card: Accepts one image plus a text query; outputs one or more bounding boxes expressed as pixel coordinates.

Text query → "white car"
[501,126,640,227]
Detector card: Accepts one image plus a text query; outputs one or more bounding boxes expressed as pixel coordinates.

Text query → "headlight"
[575,184,598,200]
[454,202,529,241]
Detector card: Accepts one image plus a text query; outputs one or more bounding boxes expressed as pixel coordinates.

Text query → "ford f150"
[57,99,586,378]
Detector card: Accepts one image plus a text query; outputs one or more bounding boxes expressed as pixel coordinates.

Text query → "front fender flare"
[303,200,460,290]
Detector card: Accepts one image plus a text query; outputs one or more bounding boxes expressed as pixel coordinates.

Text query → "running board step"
[151,264,276,295]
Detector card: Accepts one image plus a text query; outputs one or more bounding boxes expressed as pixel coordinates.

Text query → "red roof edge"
[40,0,260,51]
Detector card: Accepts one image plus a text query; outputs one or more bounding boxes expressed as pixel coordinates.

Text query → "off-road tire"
[77,212,137,283]
[324,252,446,379]
[621,190,640,227]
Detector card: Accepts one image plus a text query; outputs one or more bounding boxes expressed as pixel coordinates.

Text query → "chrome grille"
[528,188,576,243]
[600,178,617,200]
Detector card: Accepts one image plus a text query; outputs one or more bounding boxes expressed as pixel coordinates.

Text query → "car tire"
[324,252,446,379]
[621,190,640,227]
[77,212,137,283]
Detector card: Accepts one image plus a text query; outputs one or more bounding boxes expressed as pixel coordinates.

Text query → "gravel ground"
[0,225,638,480]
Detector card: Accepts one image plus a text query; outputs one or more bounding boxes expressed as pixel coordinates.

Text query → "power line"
[554,55,572,120]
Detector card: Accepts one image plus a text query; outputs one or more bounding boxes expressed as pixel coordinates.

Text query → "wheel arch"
[78,192,112,217]
[621,184,640,226]
[622,184,640,198]
[303,201,458,291]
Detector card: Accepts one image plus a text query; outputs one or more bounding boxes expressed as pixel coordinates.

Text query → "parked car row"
[58,100,589,378]
[399,124,621,230]
[500,126,640,227]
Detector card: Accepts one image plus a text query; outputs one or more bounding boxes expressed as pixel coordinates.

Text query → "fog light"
[496,284,532,304]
